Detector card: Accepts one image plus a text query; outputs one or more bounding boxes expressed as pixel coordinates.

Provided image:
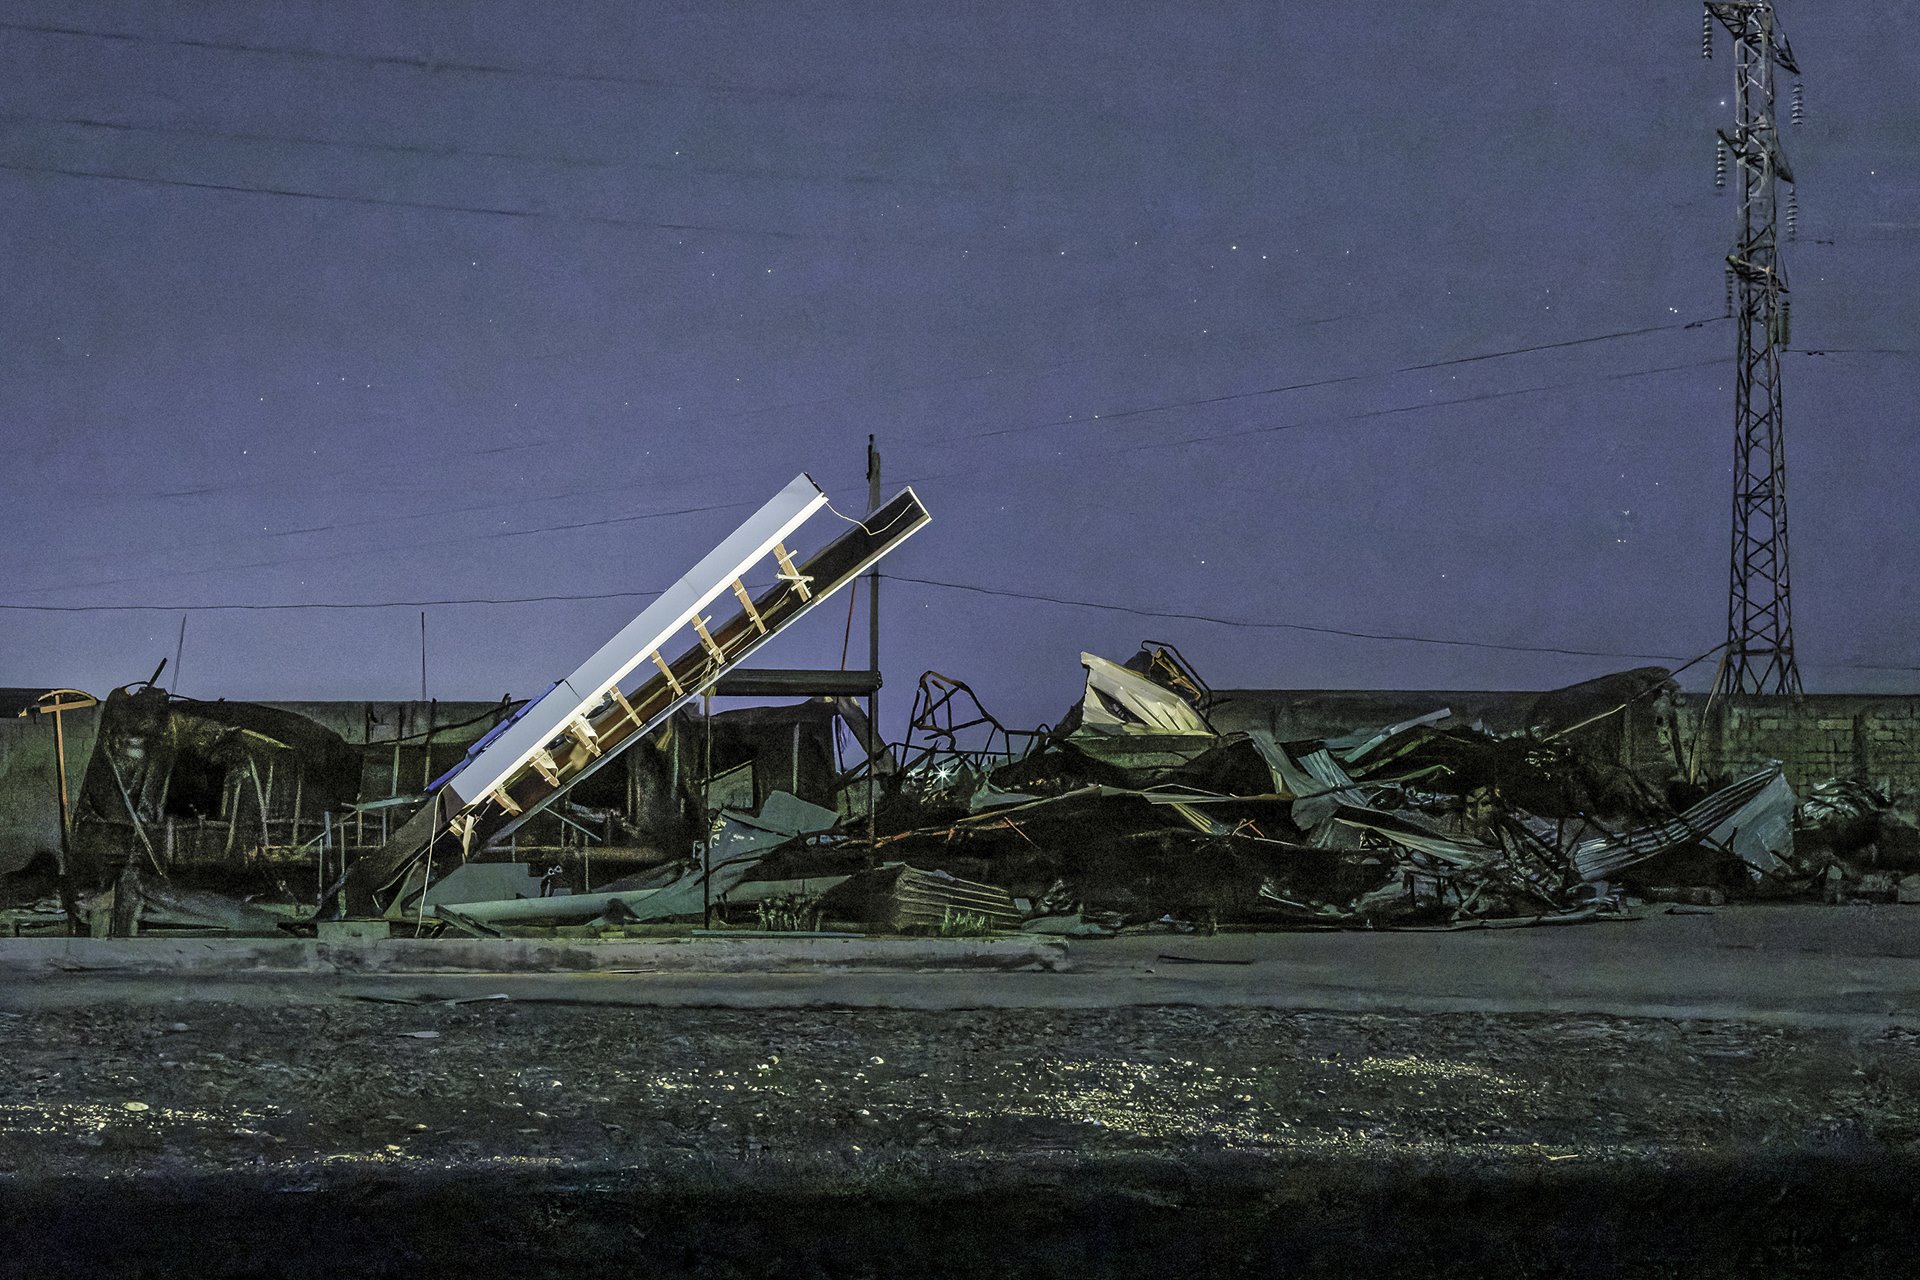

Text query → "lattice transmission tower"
[1702,2,1804,695]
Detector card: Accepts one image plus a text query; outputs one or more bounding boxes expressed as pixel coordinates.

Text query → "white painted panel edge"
[445,473,827,807]
[477,484,932,846]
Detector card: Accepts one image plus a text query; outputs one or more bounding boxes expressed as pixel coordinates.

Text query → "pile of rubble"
[696,647,1807,935]
[453,645,1899,939]
[12,645,1917,940]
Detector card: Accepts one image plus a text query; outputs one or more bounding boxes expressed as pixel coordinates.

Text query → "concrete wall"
[1212,687,1920,805]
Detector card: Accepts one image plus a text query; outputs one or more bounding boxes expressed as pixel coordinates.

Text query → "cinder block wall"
[1674,695,1919,801]
[1213,687,1920,809]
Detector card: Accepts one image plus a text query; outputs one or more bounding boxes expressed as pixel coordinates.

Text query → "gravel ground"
[3,998,1919,1174]
[4,1000,1920,1276]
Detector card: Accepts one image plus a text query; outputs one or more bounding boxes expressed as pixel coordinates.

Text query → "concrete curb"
[0,936,1071,978]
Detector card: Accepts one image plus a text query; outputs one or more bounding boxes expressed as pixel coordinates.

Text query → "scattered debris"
[738,648,1828,933]
[1645,887,1726,906]
[814,863,1021,934]
[16,625,1917,941]
[1156,953,1253,966]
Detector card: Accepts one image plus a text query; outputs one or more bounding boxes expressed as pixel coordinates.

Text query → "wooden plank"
[773,544,813,600]
[648,652,685,697]
[691,615,725,662]
[730,578,769,634]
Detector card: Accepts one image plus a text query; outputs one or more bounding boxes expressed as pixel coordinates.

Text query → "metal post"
[702,690,713,929]
[422,699,436,791]
[866,435,881,864]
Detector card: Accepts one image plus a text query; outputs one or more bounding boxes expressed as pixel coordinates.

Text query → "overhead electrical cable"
[878,574,1697,662]
[959,317,1725,441]
[0,159,806,241]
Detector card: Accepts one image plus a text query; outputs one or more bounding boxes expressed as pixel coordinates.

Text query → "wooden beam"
[773,544,813,600]
[610,686,643,725]
[567,717,603,758]
[730,578,769,634]
[529,749,561,788]
[691,615,725,663]
[648,652,685,697]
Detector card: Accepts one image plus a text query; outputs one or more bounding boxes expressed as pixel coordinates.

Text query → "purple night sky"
[2,2,1915,733]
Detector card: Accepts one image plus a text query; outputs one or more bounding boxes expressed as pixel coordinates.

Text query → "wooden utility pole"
[18,690,98,932]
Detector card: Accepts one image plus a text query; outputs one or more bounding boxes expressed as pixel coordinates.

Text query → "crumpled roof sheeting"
[1245,730,1370,832]
[1570,766,1791,882]
[1334,767,1795,895]
[1075,653,1213,736]
[1324,708,1453,765]
[1332,807,1499,869]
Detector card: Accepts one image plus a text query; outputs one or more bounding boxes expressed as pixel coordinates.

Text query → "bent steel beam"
[334,476,930,915]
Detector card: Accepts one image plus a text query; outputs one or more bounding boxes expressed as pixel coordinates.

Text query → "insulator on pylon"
[1702,10,1714,58]
[1777,295,1791,347]
[1715,138,1727,189]
[1786,188,1798,240]
[1791,80,1804,125]
[1724,266,1736,318]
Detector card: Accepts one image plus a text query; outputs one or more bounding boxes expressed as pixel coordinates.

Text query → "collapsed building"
[6,640,1916,939]
[3,472,1917,938]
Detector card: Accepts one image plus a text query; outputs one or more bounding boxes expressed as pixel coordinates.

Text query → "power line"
[0,156,1192,263]
[2,496,766,601]
[0,340,1729,598]
[0,110,985,197]
[0,17,1049,113]
[0,19,852,104]
[0,159,805,242]
[1126,356,1733,457]
[880,573,1697,662]
[2,573,1911,674]
[9,301,1726,596]
[0,591,659,614]
[957,317,1725,441]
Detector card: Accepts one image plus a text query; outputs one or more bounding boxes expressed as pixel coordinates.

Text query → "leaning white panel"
[444,473,828,808]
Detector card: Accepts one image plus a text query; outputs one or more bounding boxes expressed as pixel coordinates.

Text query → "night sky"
[3,2,1915,733]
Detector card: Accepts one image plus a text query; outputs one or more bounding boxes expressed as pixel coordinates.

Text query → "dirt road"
[4,905,1920,1276]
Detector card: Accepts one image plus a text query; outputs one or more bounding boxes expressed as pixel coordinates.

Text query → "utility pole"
[865,435,881,859]
[19,689,98,933]
[701,688,713,930]
[1703,1,1804,695]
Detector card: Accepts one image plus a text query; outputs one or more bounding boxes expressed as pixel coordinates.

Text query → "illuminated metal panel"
[443,473,827,808]
[337,480,929,915]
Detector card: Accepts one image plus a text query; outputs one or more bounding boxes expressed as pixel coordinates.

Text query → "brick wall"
[1674,694,1920,803]
[1213,686,1920,812]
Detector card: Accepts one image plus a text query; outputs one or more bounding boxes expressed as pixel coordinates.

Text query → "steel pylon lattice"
[1703,1,1803,695]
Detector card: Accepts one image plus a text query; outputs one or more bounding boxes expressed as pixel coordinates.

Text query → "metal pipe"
[432,887,661,925]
